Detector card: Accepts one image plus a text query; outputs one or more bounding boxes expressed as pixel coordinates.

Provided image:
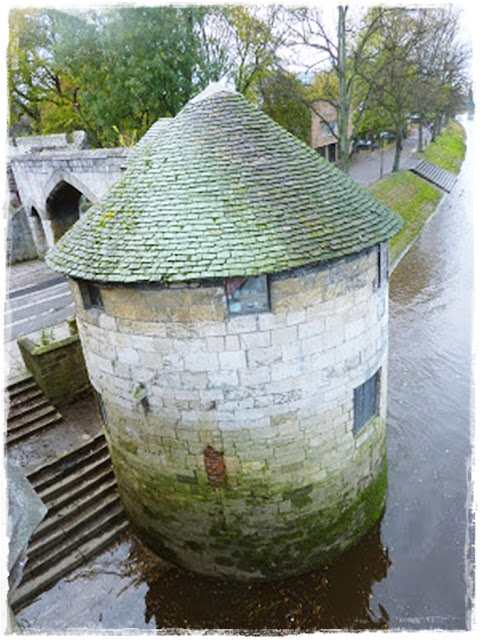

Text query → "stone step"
[6,408,64,446]
[37,452,112,503]
[8,393,50,421]
[8,386,44,412]
[7,375,38,400]
[28,433,108,493]
[23,500,126,579]
[32,475,119,540]
[10,519,129,613]
[26,492,124,564]
[43,466,117,518]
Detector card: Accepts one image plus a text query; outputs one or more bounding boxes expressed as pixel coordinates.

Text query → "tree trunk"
[417,122,423,153]
[337,6,350,174]
[392,136,403,172]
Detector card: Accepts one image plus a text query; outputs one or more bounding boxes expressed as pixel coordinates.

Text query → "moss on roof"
[47,89,402,283]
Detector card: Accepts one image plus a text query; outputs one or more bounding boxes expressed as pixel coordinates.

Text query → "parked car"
[379,131,396,141]
[354,139,379,151]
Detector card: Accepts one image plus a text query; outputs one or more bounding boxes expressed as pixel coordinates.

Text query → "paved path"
[349,126,429,186]
[4,261,74,381]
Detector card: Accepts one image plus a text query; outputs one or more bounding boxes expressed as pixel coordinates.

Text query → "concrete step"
[10,519,129,612]
[7,403,63,434]
[32,474,119,540]
[7,375,38,399]
[9,428,129,613]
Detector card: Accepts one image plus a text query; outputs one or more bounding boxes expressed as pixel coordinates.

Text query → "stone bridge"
[8,132,131,259]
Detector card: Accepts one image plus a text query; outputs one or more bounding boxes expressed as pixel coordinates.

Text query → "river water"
[16,116,475,632]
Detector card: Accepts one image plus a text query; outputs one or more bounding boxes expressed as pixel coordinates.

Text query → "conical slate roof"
[47,89,402,283]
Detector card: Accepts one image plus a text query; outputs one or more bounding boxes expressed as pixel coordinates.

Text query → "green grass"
[421,120,466,174]
[368,119,466,267]
[369,170,442,267]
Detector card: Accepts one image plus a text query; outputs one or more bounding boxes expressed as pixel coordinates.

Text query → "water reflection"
[123,521,391,631]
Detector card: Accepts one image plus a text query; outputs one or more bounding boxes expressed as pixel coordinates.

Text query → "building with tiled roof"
[48,89,400,282]
[47,87,402,580]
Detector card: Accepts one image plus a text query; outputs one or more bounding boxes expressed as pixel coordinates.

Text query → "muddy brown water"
[15,116,475,632]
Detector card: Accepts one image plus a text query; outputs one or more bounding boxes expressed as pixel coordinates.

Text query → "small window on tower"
[375,242,389,289]
[353,369,380,435]
[226,275,270,315]
[79,280,104,311]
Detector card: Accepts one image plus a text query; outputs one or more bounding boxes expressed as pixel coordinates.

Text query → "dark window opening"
[353,370,380,435]
[79,280,104,311]
[375,242,389,289]
[226,275,270,315]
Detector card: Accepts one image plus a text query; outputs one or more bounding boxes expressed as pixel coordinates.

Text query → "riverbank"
[368,119,467,269]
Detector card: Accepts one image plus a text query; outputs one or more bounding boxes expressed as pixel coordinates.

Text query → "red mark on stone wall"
[204,446,225,488]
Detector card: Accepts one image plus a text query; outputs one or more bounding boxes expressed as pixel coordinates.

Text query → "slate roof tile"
[47,89,402,283]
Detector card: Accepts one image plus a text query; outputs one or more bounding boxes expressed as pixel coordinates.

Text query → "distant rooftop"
[47,89,402,283]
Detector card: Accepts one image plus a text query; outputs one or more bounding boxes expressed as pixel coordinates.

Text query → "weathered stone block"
[18,330,90,406]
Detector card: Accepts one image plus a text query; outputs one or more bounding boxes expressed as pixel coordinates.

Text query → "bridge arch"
[44,171,96,242]
[29,207,47,258]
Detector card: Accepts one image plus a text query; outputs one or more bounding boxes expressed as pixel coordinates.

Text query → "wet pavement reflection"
[16,116,475,632]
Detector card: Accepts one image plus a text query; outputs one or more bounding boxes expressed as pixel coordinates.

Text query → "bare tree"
[361,6,469,171]
[410,7,470,152]
[287,5,384,173]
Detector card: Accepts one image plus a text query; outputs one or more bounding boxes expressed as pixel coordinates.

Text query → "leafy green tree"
[224,5,288,99]
[8,6,232,146]
[8,9,87,136]
[257,71,311,143]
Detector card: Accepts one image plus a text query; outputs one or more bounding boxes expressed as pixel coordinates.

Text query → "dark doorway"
[328,143,337,163]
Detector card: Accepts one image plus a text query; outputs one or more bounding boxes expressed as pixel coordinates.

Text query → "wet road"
[15,116,475,632]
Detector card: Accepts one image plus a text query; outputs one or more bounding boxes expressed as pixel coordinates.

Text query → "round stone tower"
[47,88,402,580]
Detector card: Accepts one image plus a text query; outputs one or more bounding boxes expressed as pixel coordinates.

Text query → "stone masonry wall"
[6,206,38,264]
[9,148,130,251]
[70,246,389,579]
[18,333,91,407]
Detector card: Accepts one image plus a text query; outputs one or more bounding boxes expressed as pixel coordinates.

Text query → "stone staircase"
[6,374,63,446]
[9,432,129,612]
